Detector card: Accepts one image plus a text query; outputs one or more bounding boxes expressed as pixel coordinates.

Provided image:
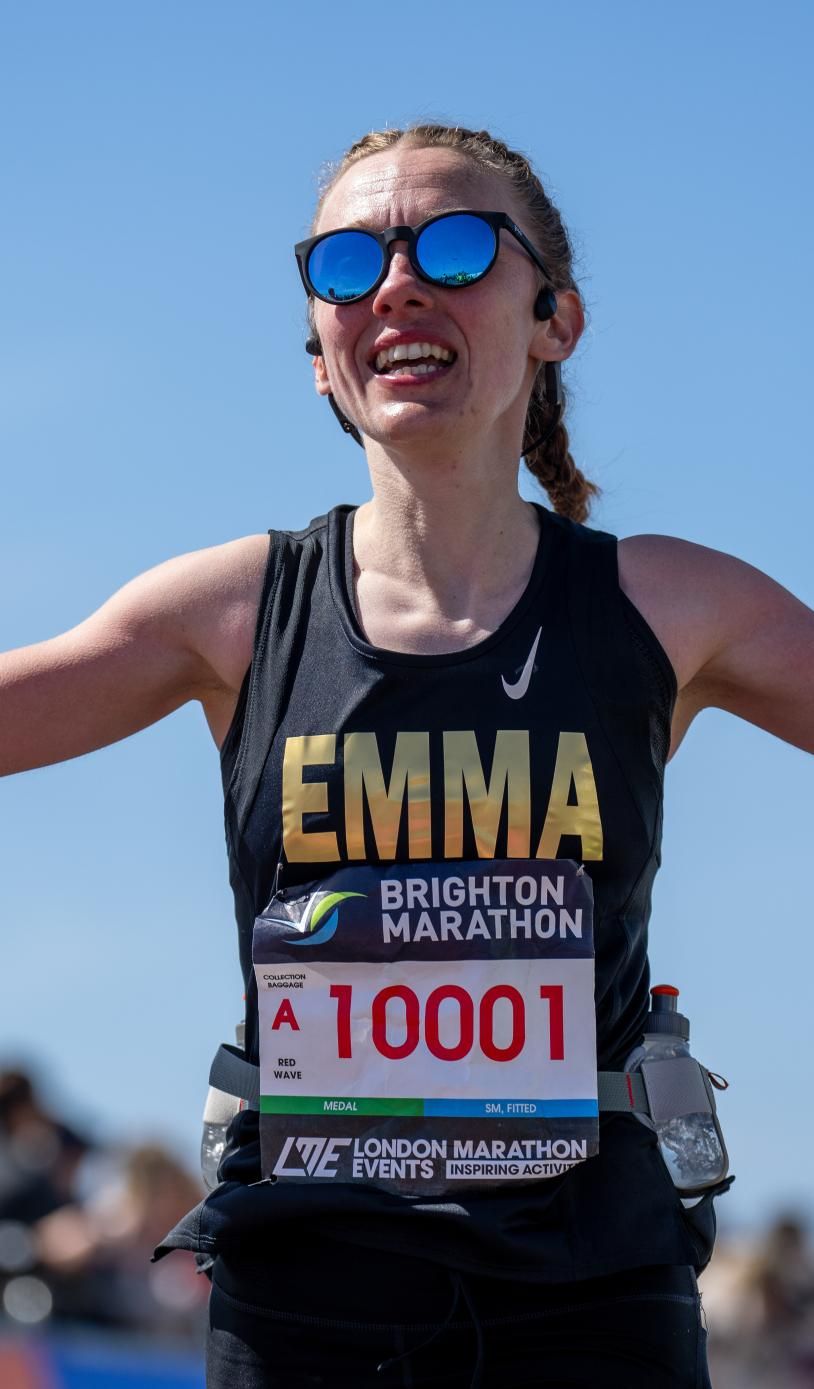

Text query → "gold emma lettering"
[282,734,339,862]
[443,730,530,859]
[281,730,604,864]
[344,731,431,859]
[536,732,603,860]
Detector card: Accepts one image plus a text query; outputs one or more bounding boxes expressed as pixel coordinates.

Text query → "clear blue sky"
[1,1,811,1235]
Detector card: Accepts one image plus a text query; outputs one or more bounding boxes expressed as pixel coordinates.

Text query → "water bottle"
[200,1018,245,1191]
[625,985,727,1196]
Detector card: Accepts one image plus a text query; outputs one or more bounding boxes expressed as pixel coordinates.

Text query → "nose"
[370,239,435,317]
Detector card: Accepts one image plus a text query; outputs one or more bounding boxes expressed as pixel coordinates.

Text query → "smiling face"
[311,145,568,465]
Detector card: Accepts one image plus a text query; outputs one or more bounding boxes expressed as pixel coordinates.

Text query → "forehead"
[316,146,508,232]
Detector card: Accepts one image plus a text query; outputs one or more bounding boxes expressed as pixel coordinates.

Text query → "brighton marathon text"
[379,873,583,944]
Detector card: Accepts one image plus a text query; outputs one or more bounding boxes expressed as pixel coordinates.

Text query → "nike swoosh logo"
[501,626,543,700]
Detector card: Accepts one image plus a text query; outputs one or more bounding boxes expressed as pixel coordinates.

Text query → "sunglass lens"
[417,213,496,286]
[307,231,383,302]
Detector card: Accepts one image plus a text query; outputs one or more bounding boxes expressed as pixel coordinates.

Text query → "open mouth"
[370,342,457,377]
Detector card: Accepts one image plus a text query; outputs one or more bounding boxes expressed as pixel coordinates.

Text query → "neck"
[353,451,541,624]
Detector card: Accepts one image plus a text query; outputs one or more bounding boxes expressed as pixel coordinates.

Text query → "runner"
[2,123,812,1387]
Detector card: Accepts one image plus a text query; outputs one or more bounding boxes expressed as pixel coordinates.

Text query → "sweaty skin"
[0,146,812,778]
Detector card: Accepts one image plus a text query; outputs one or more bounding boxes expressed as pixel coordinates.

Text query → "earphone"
[533,287,558,322]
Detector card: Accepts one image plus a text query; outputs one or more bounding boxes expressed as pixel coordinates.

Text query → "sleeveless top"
[156,503,717,1280]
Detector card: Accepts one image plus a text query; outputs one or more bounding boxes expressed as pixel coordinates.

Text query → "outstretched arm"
[617,535,814,758]
[0,535,267,777]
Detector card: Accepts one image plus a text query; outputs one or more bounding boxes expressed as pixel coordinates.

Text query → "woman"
[3,124,812,1387]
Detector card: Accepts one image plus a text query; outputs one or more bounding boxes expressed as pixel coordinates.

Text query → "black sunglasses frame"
[294,210,554,305]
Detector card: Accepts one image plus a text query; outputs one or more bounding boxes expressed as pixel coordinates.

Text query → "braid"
[311,123,600,522]
[523,378,599,525]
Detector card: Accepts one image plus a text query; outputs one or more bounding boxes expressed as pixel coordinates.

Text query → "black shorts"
[206,1241,711,1389]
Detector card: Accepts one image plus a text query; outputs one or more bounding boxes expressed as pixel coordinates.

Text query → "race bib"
[253,859,598,1196]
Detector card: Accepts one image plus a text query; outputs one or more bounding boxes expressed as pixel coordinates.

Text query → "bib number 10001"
[329,983,565,1064]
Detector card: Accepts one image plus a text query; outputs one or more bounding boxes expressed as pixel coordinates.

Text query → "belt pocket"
[679,1174,735,1276]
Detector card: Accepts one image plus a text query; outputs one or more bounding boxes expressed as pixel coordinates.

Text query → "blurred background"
[1,1,811,1382]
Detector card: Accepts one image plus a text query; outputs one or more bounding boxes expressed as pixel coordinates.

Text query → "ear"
[313,353,333,398]
[530,288,584,365]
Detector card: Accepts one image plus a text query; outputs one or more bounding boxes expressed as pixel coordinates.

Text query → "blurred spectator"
[0,1064,95,1333]
[0,1068,91,1223]
[750,1215,814,1336]
[0,1065,206,1343]
[702,1212,814,1388]
[34,1141,207,1338]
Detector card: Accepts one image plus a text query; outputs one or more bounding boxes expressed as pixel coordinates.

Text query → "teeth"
[388,362,444,377]
[374,341,454,372]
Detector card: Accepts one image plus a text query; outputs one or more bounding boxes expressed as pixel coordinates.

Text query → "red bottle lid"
[647,984,689,1038]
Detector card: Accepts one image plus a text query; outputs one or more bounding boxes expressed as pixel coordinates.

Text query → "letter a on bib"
[270,998,300,1031]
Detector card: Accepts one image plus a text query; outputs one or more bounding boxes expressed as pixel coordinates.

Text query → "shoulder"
[546,518,705,686]
[617,534,721,691]
[617,533,814,754]
[167,532,270,610]
[617,534,788,687]
[125,533,270,636]
[156,512,338,702]
[102,533,270,704]
[148,533,271,692]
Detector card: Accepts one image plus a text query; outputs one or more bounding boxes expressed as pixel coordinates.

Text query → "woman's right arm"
[0,535,269,776]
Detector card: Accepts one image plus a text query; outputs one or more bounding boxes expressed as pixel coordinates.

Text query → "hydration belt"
[207,1041,715,1126]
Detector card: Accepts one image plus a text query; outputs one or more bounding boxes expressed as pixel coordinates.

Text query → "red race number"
[330,982,564,1063]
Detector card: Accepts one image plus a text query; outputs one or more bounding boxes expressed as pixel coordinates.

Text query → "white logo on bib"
[272,1135,352,1178]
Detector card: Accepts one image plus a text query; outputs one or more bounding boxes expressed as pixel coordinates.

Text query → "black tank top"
[205,504,709,1280]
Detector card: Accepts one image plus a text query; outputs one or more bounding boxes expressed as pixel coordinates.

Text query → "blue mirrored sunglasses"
[294,210,554,306]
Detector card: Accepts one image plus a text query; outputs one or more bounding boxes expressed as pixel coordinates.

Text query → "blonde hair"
[309,123,599,523]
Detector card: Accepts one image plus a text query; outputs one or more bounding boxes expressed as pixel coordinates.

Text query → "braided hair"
[309,124,599,524]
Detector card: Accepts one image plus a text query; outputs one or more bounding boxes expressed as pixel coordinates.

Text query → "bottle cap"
[646,984,690,1039]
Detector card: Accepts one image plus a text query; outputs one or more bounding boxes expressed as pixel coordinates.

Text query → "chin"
[367,407,466,448]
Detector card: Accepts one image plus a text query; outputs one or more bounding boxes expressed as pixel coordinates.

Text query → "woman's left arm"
[618,536,814,756]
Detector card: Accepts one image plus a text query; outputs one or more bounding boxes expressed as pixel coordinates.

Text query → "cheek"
[469,304,530,391]
[317,293,367,331]
[461,278,529,357]
[316,309,368,381]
